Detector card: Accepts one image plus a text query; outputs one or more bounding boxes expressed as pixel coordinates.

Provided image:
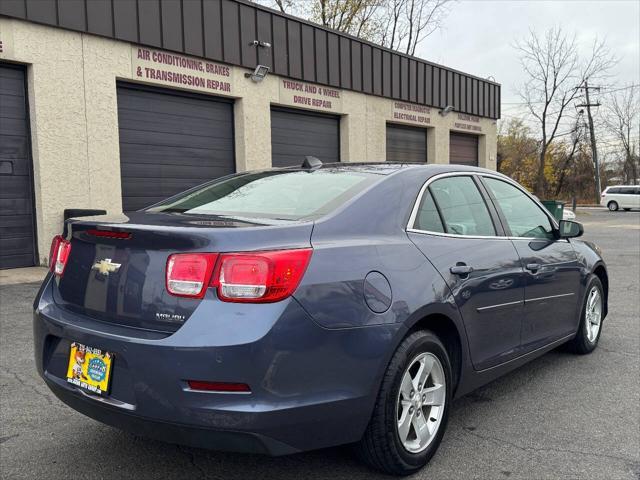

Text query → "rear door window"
[424,176,496,236]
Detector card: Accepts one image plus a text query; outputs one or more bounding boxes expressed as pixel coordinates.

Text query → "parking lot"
[1,208,638,480]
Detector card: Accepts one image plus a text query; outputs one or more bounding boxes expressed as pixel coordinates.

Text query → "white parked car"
[601,185,640,211]
[563,209,576,220]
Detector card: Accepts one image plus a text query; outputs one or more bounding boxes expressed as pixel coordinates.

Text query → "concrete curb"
[0,267,48,286]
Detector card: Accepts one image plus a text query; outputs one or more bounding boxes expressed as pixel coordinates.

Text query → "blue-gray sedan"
[34,162,608,475]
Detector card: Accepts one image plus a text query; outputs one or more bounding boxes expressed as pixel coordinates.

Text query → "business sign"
[279,79,342,112]
[391,102,431,126]
[131,46,233,96]
[453,113,482,132]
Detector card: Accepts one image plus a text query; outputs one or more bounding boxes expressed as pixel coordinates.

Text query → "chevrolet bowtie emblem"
[92,258,121,276]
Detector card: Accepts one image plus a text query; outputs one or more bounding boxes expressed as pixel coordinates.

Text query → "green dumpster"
[541,200,565,222]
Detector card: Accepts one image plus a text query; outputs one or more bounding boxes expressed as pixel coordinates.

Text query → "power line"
[596,84,640,94]
[500,84,639,106]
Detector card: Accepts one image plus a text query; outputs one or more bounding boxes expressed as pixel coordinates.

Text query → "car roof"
[274,161,505,178]
[605,185,638,188]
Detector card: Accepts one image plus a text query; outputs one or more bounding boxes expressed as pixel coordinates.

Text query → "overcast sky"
[417,0,640,124]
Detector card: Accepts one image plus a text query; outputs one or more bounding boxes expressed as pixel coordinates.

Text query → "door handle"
[526,263,541,272]
[450,265,474,275]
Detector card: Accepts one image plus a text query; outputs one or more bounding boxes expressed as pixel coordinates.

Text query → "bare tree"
[313,0,379,36]
[253,0,452,55]
[515,27,616,197]
[271,0,298,14]
[603,85,639,184]
[361,0,452,54]
[378,0,408,50]
[402,0,451,55]
[258,0,384,39]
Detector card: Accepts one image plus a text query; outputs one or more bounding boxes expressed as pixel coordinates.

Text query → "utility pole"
[577,81,602,203]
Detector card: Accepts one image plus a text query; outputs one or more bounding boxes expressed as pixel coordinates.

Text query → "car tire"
[355,330,452,476]
[607,201,619,211]
[566,275,604,354]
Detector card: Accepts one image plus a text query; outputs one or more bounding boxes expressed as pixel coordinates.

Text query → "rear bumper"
[45,376,297,455]
[34,276,400,454]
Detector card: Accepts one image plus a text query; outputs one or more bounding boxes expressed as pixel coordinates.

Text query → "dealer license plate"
[66,342,113,395]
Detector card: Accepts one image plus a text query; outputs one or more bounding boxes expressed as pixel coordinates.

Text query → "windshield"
[146,169,380,220]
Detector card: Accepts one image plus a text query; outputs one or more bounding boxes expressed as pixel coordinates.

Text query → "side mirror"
[558,220,583,238]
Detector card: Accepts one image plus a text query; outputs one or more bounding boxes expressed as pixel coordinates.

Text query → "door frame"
[475,173,560,235]
[407,172,507,238]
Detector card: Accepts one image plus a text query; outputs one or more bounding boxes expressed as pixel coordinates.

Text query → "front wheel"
[356,330,452,475]
[566,275,604,354]
[608,201,619,211]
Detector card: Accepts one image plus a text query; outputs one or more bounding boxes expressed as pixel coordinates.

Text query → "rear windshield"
[147,169,379,220]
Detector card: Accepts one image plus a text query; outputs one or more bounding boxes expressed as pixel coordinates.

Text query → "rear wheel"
[566,275,604,354]
[356,331,451,475]
[608,201,619,211]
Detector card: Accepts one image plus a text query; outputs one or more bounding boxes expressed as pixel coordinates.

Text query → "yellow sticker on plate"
[66,342,113,395]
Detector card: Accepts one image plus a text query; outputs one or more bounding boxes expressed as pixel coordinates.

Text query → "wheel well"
[593,265,609,317]
[409,314,462,392]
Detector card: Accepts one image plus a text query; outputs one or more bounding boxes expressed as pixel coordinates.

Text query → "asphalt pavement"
[1,208,638,479]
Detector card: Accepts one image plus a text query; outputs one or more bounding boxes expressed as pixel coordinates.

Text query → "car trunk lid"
[53,212,313,333]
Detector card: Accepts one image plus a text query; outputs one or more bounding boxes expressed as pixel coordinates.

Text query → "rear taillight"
[48,235,72,276]
[166,253,219,298]
[212,249,312,303]
[165,249,312,302]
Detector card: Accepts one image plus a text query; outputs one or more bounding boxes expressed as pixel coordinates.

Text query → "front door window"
[483,178,554,239]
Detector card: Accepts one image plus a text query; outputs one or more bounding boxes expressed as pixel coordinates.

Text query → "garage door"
[271,108,339,167]
[386,124,427,162]
[0,64,36,269]
[449,132,479,166]
[117,83,235,211]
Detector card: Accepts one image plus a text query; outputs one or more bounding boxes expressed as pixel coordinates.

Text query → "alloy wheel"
[396,352,446,453]
[585,286,602,343]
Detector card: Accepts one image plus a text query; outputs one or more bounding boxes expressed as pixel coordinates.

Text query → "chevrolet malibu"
[34,161,608,475]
